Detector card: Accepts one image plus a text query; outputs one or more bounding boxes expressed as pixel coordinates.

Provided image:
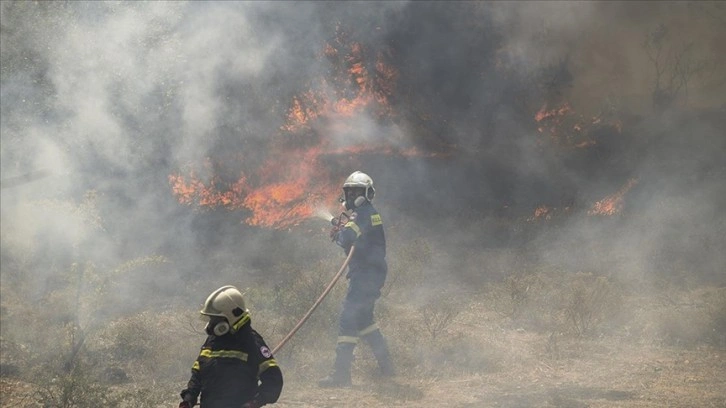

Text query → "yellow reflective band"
[192,361,200,371]
[258,359,279,375]
[199,348,248,361]
[337,336,359,344]
[231,313,250,332]
[359,323,378,337]
[371,214,382,226]
[345,221,361,237]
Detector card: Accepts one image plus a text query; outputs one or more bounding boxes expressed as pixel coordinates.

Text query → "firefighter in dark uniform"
[319,171,394,388]
[179,285,283,408]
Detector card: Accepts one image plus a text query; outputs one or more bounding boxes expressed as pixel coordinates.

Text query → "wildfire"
[535,103,572,123]
[527,204,574,222]
[534,102,621,148]
[169,26,417,229]
[169,165,249,209]
[588,178,638,216]
[169,159,338,229]
[282,31,398,134]
[242,180,337,228]
[529,205,553,221]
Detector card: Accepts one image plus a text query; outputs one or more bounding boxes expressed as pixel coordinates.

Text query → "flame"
[169,170,248,209]
[528,205,553,221]
[282,35,398,132]
[169,27,423,229]
[240,146,339,228]
[535,103,572,123]
[534,103,621,149]
[588,178,638,216]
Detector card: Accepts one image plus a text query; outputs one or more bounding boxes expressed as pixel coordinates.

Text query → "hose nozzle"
[331,212,350,228]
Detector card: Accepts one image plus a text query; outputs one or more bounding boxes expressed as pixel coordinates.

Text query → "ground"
[1,272,724,408]
[273,340,725,408]
[1,328,725,407]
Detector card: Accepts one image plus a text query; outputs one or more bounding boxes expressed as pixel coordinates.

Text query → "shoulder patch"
[371,213,382,226]
[260,346,272,358]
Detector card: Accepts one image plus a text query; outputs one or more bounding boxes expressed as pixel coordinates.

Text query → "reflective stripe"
[345,221,361,237]
[192,361,200,371]
[199,348,248,361]
[258,359,279,375]
[359,323,378,337]
[337,336,359,344]
[231,313,250,332]
[370,214,382,226]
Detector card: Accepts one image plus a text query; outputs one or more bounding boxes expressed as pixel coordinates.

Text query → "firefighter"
[179,285,283,408]
[319,171,394,388]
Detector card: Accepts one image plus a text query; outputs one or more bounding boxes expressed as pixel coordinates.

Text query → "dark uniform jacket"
[181,322,282,408]
[335,201,387,282]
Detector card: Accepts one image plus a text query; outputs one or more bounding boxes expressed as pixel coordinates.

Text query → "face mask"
[343,188,366,210]
[205,316,230,336]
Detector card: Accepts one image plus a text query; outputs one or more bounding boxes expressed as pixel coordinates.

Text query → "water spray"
[315,206,350,234]
[314,207,335,222]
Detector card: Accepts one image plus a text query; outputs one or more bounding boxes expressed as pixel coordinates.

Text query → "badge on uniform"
[260,346,272,358]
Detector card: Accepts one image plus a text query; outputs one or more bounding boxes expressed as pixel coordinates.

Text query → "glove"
[178,402,192,408]
[329,225,341,241]
[241,400,261,408]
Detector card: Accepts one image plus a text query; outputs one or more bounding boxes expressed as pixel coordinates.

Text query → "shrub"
[564,273,624,337]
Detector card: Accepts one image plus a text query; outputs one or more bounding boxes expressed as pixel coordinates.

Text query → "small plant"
[494,272,543,320]
[420,301,459,340]
[385,238,433,297]
[564,273,621,337]
[36,364,123,408]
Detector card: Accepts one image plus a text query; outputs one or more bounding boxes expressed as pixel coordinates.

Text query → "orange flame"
[169,29,419,229]
[534,103,621,149]
[169,151,339,229]
[588,178,638,216]
[169,171,248,209]
[535,103,572,123]
[528,205,553,221]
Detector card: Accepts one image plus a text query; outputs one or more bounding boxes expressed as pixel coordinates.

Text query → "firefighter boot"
[318,342,355,388]
[362,329,395,377]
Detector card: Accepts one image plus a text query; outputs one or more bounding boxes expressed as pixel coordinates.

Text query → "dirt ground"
[1,281,724,408]
[272,341,725,408]
[2,332,725,408]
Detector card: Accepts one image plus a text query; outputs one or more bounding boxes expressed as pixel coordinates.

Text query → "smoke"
[1,1,725,328]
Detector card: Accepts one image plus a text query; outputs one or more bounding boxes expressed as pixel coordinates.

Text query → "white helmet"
[200,285,249,336]
[342,171,375,210]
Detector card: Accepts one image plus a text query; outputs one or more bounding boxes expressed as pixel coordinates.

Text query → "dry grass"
[1,240,725,407]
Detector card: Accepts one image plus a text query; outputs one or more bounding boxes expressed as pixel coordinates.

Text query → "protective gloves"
[329,225,341,241]
[178,391,196,408]
[241,400,261,408]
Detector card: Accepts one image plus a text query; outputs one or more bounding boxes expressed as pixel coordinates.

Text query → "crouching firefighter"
[319,171,395,388]
[179,285,283,408]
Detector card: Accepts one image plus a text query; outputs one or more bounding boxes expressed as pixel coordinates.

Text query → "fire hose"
[271,245,354,354]
[185,216,351,406]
